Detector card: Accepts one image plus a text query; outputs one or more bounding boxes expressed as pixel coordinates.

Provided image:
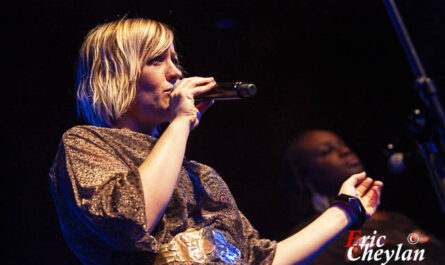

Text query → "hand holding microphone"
[169,77,216,130]
[169,78,257,129]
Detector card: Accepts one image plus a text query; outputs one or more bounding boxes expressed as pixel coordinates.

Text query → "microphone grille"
[236,82,257,98]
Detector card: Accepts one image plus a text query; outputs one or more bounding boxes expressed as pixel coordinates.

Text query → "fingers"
[355,177,374,197]
[357,178,383,197]
[362,182,383,218]
[174,77,216,96]
[365,181,383,203]
[374,185,382,207]
[346,171,367,187]
[373,180,384,187]
[338,172,365,196]
[354,175,384,198]
[169,77,216,128]
[340,172,384,219]
[192,79,216,96]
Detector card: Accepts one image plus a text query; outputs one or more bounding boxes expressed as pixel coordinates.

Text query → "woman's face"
[298,130,364,196]
[127,44,183,127]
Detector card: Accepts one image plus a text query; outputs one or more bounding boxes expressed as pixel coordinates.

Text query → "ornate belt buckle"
[155,227,241,264]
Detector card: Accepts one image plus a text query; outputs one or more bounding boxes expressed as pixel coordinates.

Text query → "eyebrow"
[316,142,333,149]
[317,139,344,148]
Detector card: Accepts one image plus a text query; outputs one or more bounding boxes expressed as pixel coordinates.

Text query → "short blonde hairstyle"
[76,18,174,126]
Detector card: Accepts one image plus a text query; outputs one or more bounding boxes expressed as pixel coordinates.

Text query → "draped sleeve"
[238,211,277,265]
[48,126,161,252]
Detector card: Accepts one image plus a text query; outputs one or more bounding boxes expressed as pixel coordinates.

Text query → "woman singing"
[49,18,383,265]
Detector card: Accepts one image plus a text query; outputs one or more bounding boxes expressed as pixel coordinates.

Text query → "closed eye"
[148,56,164,65]
[318,145,335,157]
[172,58,184,71]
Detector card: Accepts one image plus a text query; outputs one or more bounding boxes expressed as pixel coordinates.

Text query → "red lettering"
[345,230,362,247]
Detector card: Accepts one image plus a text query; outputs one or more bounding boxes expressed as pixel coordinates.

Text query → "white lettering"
[376,235,386,247]
[347,247,360,261]
[394,243,403,261]
[344,231,427,265]
[401,249,413,261]
[359,235,371,249]
[381,249,395,265]
[362,245,374,261]
[413,249,425,261]
[373,249,383,261]
[368,230,378,248]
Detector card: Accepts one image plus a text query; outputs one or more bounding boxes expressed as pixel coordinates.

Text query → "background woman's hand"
[169,77,216,130]
[338,172,383,219]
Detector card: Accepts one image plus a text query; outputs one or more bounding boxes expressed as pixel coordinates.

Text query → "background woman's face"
[298,130,364,195]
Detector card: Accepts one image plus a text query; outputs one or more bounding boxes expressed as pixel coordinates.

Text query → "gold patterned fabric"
[49,125,276,265]
[154,227,241,265]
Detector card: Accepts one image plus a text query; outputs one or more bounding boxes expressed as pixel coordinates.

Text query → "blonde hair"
[76,18,174,126]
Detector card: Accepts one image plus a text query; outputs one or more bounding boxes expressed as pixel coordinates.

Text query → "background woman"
[280,129,445,264]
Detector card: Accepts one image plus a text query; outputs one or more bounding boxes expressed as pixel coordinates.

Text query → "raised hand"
[169,77,216,129]
[338,172,383,219]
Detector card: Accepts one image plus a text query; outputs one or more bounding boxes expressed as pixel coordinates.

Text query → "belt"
[155,227,241,264]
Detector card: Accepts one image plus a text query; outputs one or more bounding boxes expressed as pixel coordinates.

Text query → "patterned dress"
[49,125,276,265]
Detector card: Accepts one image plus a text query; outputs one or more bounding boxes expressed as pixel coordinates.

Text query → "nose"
[166,61,183,84]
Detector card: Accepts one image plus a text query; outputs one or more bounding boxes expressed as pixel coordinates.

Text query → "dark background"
[5,0,445,264]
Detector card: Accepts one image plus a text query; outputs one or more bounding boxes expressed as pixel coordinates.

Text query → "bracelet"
[330,194,366,229]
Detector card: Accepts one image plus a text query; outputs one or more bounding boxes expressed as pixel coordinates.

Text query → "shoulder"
[62,125,108,141]
[60,125,157,164]
[59,125,123,157]
[63,125,156,145]
[62,125,130,146]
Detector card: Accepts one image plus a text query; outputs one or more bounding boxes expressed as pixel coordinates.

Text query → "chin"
[345,167,364,178]
[338,167,362,180]
[354,164,365,173]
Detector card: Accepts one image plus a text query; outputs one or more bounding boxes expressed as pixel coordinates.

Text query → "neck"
[306,182,334,213]
[311,190,330,213]
[113,115,158,137]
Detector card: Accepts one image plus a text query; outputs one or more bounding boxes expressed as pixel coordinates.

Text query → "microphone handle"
[195,82,257,101]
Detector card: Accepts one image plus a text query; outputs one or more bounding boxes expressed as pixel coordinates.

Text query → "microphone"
[195,82,257,101]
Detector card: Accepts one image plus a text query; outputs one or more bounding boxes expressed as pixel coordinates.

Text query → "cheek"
[316,158,358,182]
[134,90,155,108]
[315,157,341,171]
[139,89,159,101]
[312,158,347,178]
[138,92,170,111]
[136,79,165,105]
